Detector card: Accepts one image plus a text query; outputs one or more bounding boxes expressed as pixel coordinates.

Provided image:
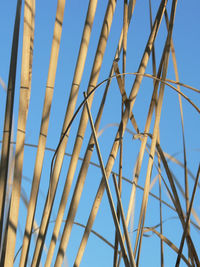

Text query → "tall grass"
[0,0,200,266]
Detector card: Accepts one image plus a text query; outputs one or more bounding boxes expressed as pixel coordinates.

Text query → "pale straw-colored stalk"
[113,1,128,264]
[148,1,164,265]
[19,0,66,265]
[134,2,178,263]
[51,2,118,266]
[175,165,200,266]
[74,1,167,265]
[3,0,35,265]
[0,0,22,247]
[30,1,100,266]
[1,1,199,265]
[74,2,137,266]
[164,9,191,263]
[43,2,99,266]
[85,93,132,266]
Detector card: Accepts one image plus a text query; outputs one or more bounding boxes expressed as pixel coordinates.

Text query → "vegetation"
[0,0,199,266]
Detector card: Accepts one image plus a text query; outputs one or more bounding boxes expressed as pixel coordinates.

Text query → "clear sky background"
[0,1,200,266]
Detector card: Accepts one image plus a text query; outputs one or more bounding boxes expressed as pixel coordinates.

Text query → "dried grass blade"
[114,72,200,100]
[163,152,197,184]
[125,0,163,254]
[14,187,47,265]
[157,133,164,267]
[170,171,200,228]
[30,1,99,266]
[51,2,117,266]
[19,0,67,265]
[175,165,200,266]
[52,80,111,267]
[165,9,191,262]
[149,0,157,79]
[0,0,22,246]
[134,2,178,264]
[166,13,189,209]
[74,1,137,266]
[113,0,128,258]
[75,1,168,266]
[149,1,164,263]
[134,131,199,264]
[3,0,35,265]
[113,124,123,266]
[126,57,162,251]
[156,142,200,265]
[122,0,128,85]
[150,228,192,266]
[84,94,132,267]
[73,222,116,251]
[45,46,109,267]
[125,40,168,238]
[113,61,139,134]
[112,173,136,267]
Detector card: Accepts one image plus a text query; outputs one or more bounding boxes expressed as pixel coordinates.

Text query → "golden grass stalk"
[112,173,135,267]
[134,2,177,264]
[113,0,128,256]
[112,55,137,267]
[84,94,133,267]
[0,0,22,246]
[157,137,164,266]
[111,67,175,266]
[18,0,66,265]
[155,141,200,265]
[149,228,192,266]
[14,185,46,265]
[55,10,137,265]
[113,96,123,267]
[165,9,191,263]
[113,0,127,253]
[45,70,109,267]
[44,2,100,265]
[171,171,200,228]
[1,1,199,265]
[175,165,200,266]
[132,132,200,265]
[96,36,178,265]
[74,1,168,265]
[115,7,171,241]
[149,2,165,265]
[113,62,140,134]
[148,1,164,265]
[31,1,100,265]
[122,0,128,85]
[3,0,35,265]
[74,1,137,265]
[124,34,166,255]
[32,1,117,266]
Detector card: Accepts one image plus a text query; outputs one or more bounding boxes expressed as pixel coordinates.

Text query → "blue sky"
[1,0,200,266]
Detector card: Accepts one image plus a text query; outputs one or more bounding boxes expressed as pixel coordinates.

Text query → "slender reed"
[0,0,22,248]
[19,0,66,265]
[74,1,168,265]
[3,0,35,265]
[32,1,117,266]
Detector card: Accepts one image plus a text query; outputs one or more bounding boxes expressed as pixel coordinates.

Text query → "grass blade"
[175,165,200,266]
[3,0,35,265]
[0,0,22,248]
[75,1,168,265]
